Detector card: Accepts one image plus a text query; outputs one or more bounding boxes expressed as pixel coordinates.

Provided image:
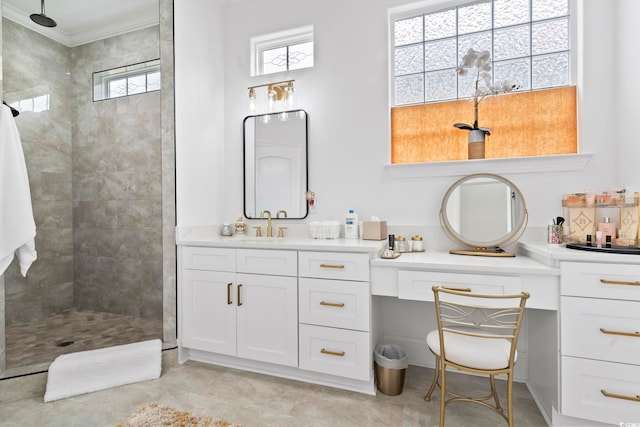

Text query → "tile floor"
[0,349,549,427]
[3,309,163,378]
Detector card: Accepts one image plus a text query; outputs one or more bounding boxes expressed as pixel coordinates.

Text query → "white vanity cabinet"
[298,251,372,381]
[179,246,298,367]
[560,261,640,425]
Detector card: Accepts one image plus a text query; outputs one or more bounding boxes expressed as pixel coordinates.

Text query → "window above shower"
[93,59,161,101]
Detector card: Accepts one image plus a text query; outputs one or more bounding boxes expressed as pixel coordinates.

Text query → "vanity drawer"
[561,356,640,425]
[236,249,297,277]
[299,324,371,381]
[398,270,521,301]
[561,262,640,301]
[181,246,236,272]
[561,296,640,365]
[299,251,370,282]
[299,278,369,331]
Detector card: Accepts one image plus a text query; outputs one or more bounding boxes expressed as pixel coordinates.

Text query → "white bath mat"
[44,339,162,402]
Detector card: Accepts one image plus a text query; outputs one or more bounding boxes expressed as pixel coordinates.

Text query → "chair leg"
[489,374,503,414]
[424,355,440,401]
[439,362,446,427]
[507,373,514,427]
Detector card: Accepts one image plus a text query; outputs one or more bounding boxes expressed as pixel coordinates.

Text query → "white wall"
[176,0,633,234]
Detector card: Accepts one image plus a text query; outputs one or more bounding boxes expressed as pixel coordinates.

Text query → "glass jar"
[395,236,409,253]
[411,235,424,251]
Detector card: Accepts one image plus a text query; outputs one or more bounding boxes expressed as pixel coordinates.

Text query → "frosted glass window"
[424,38,456,71]
[494,0,529,28]
[252,26,314,76]
[533,0,569,21]
[395,16,423,46]
[391,0,572,107]
[458,1,492,35]
[395,44,424,75]
[532,18,569,55]
[532,52,569,88]
[424,9,456,41]
[395,74,424,105]
[494,25,530,61]
[94,59,161,101]
[425,70,457,102]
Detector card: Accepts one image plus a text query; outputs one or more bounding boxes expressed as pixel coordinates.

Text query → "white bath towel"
[44,339,162,402]
[0,104,37,276]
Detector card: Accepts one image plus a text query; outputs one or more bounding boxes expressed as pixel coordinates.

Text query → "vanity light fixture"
[247,80,295,113]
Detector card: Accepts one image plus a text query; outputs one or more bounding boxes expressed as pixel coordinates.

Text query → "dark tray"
[566,243,640,255]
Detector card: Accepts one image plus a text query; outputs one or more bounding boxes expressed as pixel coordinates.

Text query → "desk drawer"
[561,296,640,365]
[299,252,369,282]
[299,324,371,381]
[398,270,521,301]
[561,262,640,301]
[561,356,640,425]
[236,249,297,277]
[299,278,369,331]
[181,246,235,272]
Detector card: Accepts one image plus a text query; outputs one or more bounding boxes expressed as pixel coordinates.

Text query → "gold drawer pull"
[600,279,640,287]
[320,348,345,357]
[443,287,472,292]
[600,328,640,338]
[320,301,345,308]
[601,389,640,402]
[319,263,345,269]
[227,283,233,305]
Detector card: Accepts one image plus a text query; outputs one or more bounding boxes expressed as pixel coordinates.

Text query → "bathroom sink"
[236,237,281,243]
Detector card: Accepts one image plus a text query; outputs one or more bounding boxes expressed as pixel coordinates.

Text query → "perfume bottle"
[597,217,616,244]
[234,215,247,236]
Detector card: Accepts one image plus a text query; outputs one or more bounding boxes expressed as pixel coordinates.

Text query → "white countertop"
[519,242,640,267]
[370,249,559,276]
[176,225,385,254]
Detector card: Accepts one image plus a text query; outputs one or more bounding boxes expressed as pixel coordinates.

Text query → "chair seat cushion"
[426,329,516,370]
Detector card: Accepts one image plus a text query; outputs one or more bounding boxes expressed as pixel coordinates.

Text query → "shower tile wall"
[2,20,163,328]
[2,18,74,326]
[71,26,163,321]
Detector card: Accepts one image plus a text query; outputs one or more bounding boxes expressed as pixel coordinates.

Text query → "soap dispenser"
[597,217,616,244]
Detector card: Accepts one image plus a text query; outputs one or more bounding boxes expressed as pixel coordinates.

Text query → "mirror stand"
[449,248,515,257]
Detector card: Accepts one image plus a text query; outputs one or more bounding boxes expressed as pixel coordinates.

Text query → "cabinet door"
[236,273,298,367]
[181,269,236,355]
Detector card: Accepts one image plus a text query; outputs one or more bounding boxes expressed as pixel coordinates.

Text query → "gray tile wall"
[2,18,74,326]
[71,26,163,320]
[2,20,163,326]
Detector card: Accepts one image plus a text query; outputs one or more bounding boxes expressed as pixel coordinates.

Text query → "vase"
[467,129,485,160]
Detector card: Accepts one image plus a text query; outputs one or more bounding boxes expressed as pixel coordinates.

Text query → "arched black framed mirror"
[440,173,528,257]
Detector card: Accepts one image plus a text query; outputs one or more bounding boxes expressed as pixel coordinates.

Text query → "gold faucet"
[276,210,288,219]
[260,210,273,237]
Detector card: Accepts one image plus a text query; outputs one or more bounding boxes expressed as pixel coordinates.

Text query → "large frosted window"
[392,0,571,106]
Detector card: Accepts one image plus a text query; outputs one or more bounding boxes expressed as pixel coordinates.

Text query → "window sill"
[384,153,593,178]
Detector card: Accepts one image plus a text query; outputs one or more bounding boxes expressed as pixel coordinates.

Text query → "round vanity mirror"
[440,173,528,256]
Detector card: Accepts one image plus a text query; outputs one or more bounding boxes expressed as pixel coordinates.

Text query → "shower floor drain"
[56,340,74,347]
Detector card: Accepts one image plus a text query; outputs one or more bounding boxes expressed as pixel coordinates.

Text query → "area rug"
[116,403,242,427]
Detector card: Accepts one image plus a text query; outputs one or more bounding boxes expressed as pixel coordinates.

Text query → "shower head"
[30,0,57,28]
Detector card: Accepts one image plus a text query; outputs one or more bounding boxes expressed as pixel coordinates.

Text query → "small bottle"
[411,235,424,251]
[344,209,359,239]
[221,223,233,236]
[234,216,246,236]
[598,217,616,244]
[395,236,408,252]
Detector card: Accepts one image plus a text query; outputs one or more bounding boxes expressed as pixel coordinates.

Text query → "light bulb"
[261,113,271,124]
[279,111,289,121]
[248,88,256,113]
[285,85,295,108]
[267,87,276,111]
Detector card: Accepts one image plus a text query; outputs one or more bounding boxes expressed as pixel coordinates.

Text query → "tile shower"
[1,9,173,376]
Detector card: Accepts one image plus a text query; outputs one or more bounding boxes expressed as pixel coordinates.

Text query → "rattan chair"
[424,285,530,427]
